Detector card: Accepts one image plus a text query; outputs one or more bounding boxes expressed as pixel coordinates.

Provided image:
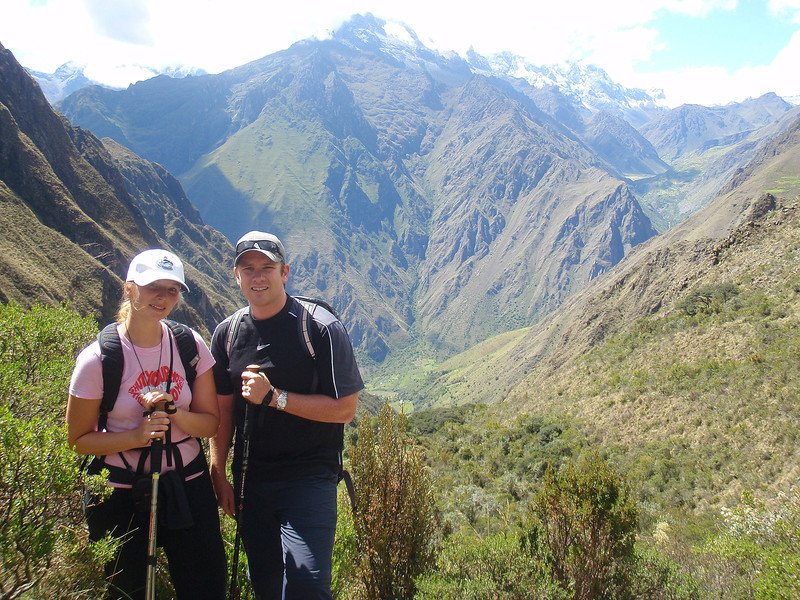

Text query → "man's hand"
[241,367,271,405]
[210,466,236,516]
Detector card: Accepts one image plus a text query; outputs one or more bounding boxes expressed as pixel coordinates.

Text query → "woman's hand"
[138,390,171,445]
[141,390,173,414]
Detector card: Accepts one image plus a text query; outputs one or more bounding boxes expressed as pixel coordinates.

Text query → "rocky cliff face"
[0,42,240,336]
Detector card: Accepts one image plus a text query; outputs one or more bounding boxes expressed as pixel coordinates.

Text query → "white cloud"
[84,0,154,45]
[1,0,797,105]
[626,28,800,106]
[769,0,800,22]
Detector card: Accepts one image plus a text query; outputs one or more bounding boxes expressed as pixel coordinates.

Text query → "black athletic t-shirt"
[211,295,364,481]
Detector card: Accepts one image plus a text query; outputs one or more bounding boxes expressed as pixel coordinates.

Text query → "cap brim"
[234,248,283,265]
[130,272,190,293]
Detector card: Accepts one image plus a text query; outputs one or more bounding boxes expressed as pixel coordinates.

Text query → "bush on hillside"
[348,403,439,600]
[525,451,638,599]
[699,489,800,599]
[676,282,739,316]
[414,529,568,600]
[0,302,108,598]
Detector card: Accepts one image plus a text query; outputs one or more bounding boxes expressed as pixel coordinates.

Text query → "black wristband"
[164,401,177,414]
[265,387,275,405]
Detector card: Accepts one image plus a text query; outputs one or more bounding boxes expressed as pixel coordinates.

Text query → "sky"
[2,0,799,107]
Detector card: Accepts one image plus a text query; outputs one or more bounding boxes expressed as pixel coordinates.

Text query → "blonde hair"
[116,282,135,324]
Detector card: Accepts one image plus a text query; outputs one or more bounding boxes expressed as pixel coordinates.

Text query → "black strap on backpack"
[97,319,200,431]
[222,296,357,513]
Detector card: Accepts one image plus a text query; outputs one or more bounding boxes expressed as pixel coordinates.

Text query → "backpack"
[97,319,200,431]
[220,295,358,512]
[223,295,336,390]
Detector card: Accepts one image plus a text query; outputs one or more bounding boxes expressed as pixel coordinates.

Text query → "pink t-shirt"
[69,322,215,487]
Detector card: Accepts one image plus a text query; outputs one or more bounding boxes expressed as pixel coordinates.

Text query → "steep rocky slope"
[0,42,239,335]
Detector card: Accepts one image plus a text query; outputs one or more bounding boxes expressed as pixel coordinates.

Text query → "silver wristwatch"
[276,388,288,411]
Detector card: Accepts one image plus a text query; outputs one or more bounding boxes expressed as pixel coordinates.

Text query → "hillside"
[401,112,800,509]
[633,97,799,228]
[0,42,240,335]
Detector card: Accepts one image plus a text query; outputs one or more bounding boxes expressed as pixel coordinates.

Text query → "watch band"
[276,389,288,411]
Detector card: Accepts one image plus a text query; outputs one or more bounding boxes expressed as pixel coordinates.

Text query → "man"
[209,231,363,599]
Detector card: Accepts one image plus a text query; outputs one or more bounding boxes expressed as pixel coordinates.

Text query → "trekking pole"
[228,364,259,600]
[145,400,167,600]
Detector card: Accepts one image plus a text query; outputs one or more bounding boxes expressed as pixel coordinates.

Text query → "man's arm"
[241,366,358,424]
[209,393,236,516]
[269,389,358,423]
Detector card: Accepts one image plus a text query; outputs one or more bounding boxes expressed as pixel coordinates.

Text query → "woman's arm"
[66,394,169,455]
[168,368,220,438]
[209,393,235,516]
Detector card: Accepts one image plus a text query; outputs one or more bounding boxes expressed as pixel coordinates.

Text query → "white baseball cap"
[234,231,286,266]
[126,249,189,292]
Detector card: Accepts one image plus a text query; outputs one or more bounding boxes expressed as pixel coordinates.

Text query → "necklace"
[126,324,164,394]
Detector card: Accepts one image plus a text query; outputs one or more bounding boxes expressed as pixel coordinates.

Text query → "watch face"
[277,390,288,410]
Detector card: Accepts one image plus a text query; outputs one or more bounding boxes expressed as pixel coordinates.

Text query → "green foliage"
[699,489,800,598]
[348,404,439,600]
[525,452,638,599]
[0,302,107,598]
[676,282,739,316]
[0,302,97,421]
[626,543,702,600]
[332,486,360,599]
[410,406,588,533]
[414,529,569,600]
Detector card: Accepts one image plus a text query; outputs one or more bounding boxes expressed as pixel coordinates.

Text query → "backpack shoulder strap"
[97,323,124,431]
[223,307,250,359]
[163,319,200,390]
[294,297,317,359]
[293,295,339,360]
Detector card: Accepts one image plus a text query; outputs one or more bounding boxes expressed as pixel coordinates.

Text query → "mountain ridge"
[0,42,240,336]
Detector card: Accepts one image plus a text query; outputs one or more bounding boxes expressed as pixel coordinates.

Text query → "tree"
[348,404,438,599]
[525,451,638,600]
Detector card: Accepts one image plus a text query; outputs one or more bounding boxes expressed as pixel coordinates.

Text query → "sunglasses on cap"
[235,239,285,260]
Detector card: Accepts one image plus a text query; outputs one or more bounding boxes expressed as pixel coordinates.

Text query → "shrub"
[0,302,107,598]
[524,451,638,600]
[415,529,569,600]
[700,489,800,598]
[677,282,739,316]
[348,404,439,599]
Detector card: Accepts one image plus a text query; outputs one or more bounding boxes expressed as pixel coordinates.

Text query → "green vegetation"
[343,404,438,599]
[0,302,109,598]
[766,175,800,195]
[5,298,800,598]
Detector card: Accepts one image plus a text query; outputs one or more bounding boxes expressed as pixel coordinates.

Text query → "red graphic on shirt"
[128,366,185,405]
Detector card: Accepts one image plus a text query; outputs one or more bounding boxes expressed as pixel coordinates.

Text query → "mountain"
[27,62,209,105]
[639,93,794,162]
[423,110,800,401]
[0,42,240,336]
[631,94,798,229]
[405,110,800,503]
[467,52,666,128]
[26,62,100,104]
[57,14,660,362]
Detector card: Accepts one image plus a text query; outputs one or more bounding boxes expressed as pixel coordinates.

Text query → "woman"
[67,249,226,599]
